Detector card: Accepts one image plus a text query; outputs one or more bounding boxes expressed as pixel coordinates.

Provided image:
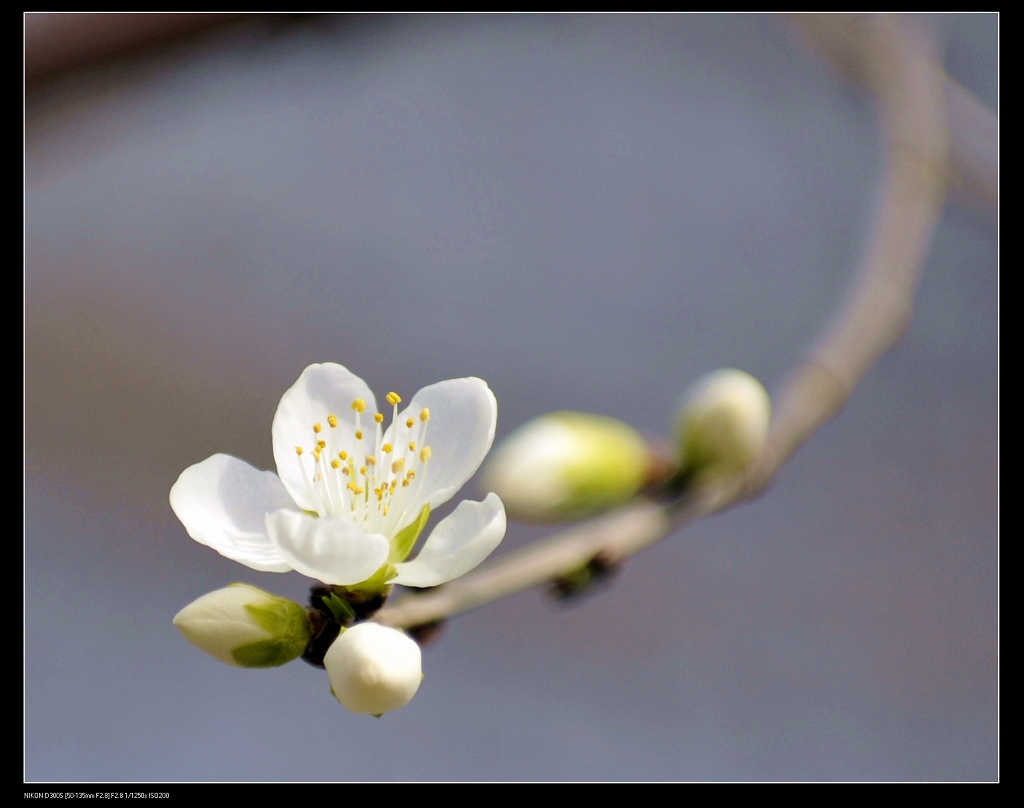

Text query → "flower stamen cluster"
[295,393,433,532]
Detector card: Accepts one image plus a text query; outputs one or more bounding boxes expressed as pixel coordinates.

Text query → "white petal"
[272,363,377,512]
[265,509,390,585]
[169,454,294,573]
[392,493,505,587]
[404,377,497,510]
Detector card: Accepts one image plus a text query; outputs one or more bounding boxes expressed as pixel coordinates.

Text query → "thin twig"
[376,14,957,632]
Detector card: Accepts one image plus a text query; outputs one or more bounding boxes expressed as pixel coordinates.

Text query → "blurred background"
[25,13,997,781]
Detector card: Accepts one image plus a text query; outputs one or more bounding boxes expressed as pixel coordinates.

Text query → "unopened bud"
[674,369,771,480]
[173,583,312,668]
[482,411,650,522]
[324,623,422,716]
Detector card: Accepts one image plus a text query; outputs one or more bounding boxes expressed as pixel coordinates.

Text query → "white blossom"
[170,363,506,589]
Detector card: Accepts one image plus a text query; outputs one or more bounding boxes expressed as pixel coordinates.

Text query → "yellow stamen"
[374,413,384,424]
[352,398,366,413]
[406,418,415,428]
[408,441,416,451]
[295,446,303,456]
[420,407,430,422]
[366,456,376,466]
[317,440,326,450]
[391,458,405,474]
[355,430,363,440]
[313,423,322,434]
[359,466,367,475]
[386,392,402,406]
[420,447,432,462]
[339,451,348,460]
[331,459,340,469]
[382,443,393,454]
[327,414,338,428]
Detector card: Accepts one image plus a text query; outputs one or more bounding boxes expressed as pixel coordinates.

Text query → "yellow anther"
[420,447,432,462]
[366,456,376,466]
[408,441,416,451]
[342,466,350,476]
[386,391,402,406]
[420,407,430,422]
[382,443,393,454]
[327,414,338,428]
[347,483,364,495]
[406,470,416,480]
[359,466,367,475]
[391,458,405,474]
[313,423,322,434]
[351,398,366,413]
[374,412,384,424]
[331,459,340,469]
[406,418,415,428]
[402,479,410,487]
[317,440,326,450]
[339,451,348,460]
[355,430,363,440]
[295,446,303,456]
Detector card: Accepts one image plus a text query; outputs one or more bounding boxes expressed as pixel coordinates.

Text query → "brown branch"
[24,13,246,82]
[376,14,956,631]
[944,77,998,221]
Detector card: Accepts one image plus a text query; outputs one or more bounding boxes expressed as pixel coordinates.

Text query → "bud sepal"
[173,583,312,668]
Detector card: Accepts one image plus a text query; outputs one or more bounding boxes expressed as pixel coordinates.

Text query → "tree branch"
[376,15,960,632]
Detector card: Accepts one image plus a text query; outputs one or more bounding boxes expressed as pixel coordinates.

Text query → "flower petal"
[392,493,505,587]
[169,454,294,572]
[265,509,390,585]
[272,363,377,512]
[402,377,497,511]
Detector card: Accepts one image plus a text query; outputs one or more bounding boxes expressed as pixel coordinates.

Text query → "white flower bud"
[324,623,423,716]
[481,411,651,523]
[674,369,771,479]
[173,583,311,668]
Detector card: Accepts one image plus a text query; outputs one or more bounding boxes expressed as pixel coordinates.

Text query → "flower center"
[294,392,432,535]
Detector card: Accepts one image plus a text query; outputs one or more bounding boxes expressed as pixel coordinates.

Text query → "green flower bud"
[482,411,650,522]
[674,369,771,480]
[324,623,422,716]
[173,583,312,668]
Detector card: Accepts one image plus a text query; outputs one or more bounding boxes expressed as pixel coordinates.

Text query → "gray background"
[25,14,997,781]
